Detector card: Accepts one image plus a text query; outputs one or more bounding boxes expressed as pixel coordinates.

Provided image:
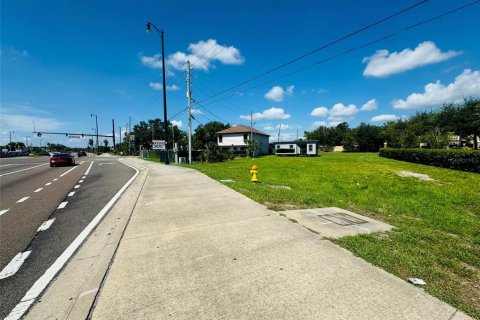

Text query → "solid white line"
[17,197,30,203]
[34,188,43,193]
[84,161,94,175]
[59,166,77,178]
[5,161,139,320]
[45,182,52,186]
[0,164,48,177]
[0,209,10,216]
[57,202,68,209]
[37,219,56,232]
[68,191,75,197]
[0,251,32,280]
[74,185,80,189]
[79,179,84,183]
[80,161,85,164]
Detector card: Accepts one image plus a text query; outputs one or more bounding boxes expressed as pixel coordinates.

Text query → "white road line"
[0,209,10,216]
[68,191,75,197]
[34,188,43,192]
[82,176,86,179]
[17,197,30,203]
[57,202,68,209]
[59,166,78,177]
[79,179,84,183]
[37,219,56,232]
[5,161,139,320]
[74,185,80,189]
[80,161,85,164]
[53,178,58,181]
[84,161,94,175]
[0,251,32,280]
[45,182,52,186]
[0,164,48,177]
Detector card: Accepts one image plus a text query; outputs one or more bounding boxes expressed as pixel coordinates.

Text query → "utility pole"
[128,117,131,156]
[119,126,122,152]
[250,111,254,157]
[187,60,193,164]
[9,131,14,144]
[112,119,116,153]
[278,124,281,142]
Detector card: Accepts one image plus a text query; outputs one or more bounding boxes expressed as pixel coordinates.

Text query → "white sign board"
[68,135,81,139]
[152,140,166,150]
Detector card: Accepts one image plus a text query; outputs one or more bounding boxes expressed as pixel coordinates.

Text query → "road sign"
[68,135,81,139]
[152,140,166,150]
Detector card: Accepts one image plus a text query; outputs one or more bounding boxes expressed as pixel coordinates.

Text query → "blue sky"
[1,0,479,147]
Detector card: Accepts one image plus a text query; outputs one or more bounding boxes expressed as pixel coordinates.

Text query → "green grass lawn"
[186,153,480,318]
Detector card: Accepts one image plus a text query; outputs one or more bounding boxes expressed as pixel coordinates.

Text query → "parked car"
[50,153,75,167]
[77,151,87,157]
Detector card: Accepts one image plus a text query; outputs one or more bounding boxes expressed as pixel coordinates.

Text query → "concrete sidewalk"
[26,157,471,319]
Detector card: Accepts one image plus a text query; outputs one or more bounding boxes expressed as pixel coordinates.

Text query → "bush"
[379,148,480,173]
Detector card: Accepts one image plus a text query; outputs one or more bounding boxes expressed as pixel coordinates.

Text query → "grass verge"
[187,153,480,318]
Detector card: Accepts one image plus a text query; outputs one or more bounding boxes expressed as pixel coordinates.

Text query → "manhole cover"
[319,212,368,226]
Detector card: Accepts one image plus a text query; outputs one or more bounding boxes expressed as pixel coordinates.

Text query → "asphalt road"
[0,155,136,319]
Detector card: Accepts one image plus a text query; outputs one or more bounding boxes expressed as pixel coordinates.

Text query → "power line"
[193,0,430,106]
[197,0,480,110]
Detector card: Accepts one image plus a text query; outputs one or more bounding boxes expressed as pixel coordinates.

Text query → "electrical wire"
[193,0,430,106]
[197,0,480,109]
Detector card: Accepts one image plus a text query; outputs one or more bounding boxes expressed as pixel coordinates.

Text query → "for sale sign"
[152,140,166,150]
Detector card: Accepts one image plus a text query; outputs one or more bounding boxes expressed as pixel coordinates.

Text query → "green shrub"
[379,148,480,173]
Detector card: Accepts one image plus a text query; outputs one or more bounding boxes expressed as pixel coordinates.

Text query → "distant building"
[274,140,319,156]
[216,125,270,157]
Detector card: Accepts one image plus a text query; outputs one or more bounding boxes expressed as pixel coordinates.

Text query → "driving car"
[50,153,75,167]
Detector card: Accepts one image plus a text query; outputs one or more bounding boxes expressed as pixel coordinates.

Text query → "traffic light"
[37,133,42,137]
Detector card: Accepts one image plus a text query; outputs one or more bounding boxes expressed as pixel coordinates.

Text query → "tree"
[244,139,259,157]
[103,139,108,147]
[193,121,230,149]
[88,139,94,151]
[354,123,383,152]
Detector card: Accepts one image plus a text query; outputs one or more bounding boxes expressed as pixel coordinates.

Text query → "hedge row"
[379,148,480,173]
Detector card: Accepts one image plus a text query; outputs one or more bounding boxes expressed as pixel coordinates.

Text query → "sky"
[1,0,480,147]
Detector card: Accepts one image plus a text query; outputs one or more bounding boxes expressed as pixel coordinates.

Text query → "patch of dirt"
[396,171,439,182]
[263,202,305,211]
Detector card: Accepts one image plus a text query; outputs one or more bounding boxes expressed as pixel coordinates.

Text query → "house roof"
[216,125,270,136]
[274,140,319,146]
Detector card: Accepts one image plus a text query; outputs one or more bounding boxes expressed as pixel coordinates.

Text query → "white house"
[274,140,319,156]
[216,125,270,156]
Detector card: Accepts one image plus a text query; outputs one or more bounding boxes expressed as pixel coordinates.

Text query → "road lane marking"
[84,161,94,175]
[34,188,43,192]
[0,251,32,279]
[98,162,115,166]
[37,219,56,232]
[82,176,86,179]
[68,191,75,197]
[0,209,10,216]
[59,166,78,177]
[79,179,84,183]
[58,202,68,209]
[45,182,52,186]
[17,197,30,203]
[5,160,140,320]
[0,164,48,177]
[53,178,58,181]
[74,185,80,189]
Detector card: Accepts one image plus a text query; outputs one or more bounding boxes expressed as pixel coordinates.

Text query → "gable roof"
[216,125,270,136]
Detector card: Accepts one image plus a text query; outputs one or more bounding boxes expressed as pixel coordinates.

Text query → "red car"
[50,153,75,167]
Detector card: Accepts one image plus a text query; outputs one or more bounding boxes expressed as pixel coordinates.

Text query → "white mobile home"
[274,140,319,156]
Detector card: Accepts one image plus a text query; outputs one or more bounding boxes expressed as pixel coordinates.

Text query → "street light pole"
[146,21,169,164]
[91,113,99,155]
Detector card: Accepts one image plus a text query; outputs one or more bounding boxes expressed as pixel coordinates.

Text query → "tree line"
[305,98,479,151]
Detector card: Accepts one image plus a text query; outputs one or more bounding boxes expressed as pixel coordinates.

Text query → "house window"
[276,145,280,149]
[218,135,223,143]
[243,133,248,141]
[289,145,293,149]
[308,144,313,152]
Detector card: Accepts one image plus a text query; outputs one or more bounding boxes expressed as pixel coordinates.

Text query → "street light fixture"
[146,21,169,164]
[91,113,99,155]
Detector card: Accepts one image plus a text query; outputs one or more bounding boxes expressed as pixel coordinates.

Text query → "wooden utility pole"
[187,61,193,164]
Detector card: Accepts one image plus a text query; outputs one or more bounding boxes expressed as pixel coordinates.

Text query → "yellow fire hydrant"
[250,164,259,183]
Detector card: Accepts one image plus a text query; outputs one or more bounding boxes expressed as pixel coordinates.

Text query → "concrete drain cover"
[319,212,368,226]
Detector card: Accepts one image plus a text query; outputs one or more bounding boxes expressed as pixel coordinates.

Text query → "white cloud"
[330,103,358,117]
[360,99,377,111]
[140,53,163,69]
[371,114,398,122]
[0,113,66,131]
[240,107,291,121]
[310,107,329,117]
[171,120,183,128]
[393,69,480,109]
[363,41,461,77]
[149,82,180,91]
[264,85,294,102]
[263,126,274,131]
[191,109,203,115]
